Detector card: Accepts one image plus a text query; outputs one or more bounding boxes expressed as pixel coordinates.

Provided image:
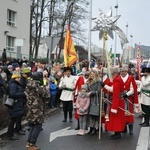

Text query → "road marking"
[136,127,150,150]
[49,126,78,142]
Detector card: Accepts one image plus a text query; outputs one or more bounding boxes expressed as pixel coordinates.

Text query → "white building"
[0,0,30,59]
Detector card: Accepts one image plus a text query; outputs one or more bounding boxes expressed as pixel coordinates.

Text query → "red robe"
[122,75,138,123]
[106,75,126,132]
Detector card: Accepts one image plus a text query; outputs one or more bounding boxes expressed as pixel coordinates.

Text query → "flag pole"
[99,32,107,140]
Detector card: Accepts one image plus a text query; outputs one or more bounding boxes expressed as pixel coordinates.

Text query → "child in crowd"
[49,77,57,108]
[76,84,90,136]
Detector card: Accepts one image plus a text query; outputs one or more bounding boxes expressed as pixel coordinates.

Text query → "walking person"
[59,67,77,123]
[76,84,90,135]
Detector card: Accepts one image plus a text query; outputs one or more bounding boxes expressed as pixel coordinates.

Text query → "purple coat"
[76,92,90,115]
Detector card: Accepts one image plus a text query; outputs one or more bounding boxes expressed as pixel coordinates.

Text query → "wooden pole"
[98,32,107,140]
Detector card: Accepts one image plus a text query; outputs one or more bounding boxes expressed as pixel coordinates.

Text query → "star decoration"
[92,8,128,48]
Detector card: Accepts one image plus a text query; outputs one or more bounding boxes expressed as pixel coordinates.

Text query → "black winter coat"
[8,79,26,118]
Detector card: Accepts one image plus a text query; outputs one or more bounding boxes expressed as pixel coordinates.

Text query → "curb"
[0,108,58,137]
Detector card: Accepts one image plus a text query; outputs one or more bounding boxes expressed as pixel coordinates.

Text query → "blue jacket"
[49,82,57,95]
[8,79,26,118]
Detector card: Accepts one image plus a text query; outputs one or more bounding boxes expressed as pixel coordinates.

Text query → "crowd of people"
[0,56,150,149]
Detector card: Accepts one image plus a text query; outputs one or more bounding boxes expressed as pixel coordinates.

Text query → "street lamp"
[125,23,128,63]
[129,34,133,62]
[88,0,92,63]
[114,1,118,65]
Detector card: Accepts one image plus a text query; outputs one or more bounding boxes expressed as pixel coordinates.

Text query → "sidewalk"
[0,108,58,137]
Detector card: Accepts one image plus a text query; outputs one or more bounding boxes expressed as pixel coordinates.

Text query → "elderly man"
[120,65,138,135]
[101,66,126,139]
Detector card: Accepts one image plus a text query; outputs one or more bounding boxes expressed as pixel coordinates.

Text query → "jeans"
[27,123,42,145]
[50,94,56,108]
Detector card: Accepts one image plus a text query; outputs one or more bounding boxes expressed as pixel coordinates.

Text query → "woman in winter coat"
[6,71,26,140]
[87,70,102,136]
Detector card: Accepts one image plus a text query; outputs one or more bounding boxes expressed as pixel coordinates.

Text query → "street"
[1,110,144,150]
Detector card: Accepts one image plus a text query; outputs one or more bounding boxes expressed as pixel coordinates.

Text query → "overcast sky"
[90,0,150,54]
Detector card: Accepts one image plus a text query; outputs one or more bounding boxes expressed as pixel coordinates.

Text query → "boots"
[75,120,80,130]
[110,132,121,140]
[69,111,73,123]
[90,127,96,136]
[27,145,40,150]
[128,124,133,135]
[62,111,67,122]
[140,115,150,127]
[122,125,127,133]
[87,127,93,134]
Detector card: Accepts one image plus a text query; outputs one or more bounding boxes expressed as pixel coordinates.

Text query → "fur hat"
[11,71,21,79]
[121,65,128,71]
[64,67,72,72]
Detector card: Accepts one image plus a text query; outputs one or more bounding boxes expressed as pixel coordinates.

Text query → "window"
[6,36,15,51]
[7,9,16,27]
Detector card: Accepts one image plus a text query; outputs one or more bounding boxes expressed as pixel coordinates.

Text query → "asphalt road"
[1,109,142,150]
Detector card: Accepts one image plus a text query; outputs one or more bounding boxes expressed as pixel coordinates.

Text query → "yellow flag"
[64,25,78,67]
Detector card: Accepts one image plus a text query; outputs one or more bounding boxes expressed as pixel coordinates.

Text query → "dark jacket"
[0,74,4,98]
[8,79,26,118]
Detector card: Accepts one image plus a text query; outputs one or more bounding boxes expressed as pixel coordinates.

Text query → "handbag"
[89,92,100,116]
[4,97,15,108]
[89,104,100,116]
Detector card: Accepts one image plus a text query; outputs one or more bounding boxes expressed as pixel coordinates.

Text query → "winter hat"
[11,71,21,79]
[8,65,13,69]
[21,67,32,77]
[81,84,88,91]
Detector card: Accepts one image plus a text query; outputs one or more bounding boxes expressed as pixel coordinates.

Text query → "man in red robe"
[120,65,138,135]
[101,66,126,139]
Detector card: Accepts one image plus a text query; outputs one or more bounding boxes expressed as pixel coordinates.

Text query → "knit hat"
[21,67,32,77]
[11,71,21,79]
[8,65,13,69]
[21,67,31,74]
[81,84,88,91]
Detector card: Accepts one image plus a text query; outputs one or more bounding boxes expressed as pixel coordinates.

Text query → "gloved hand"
[123,93,128,99]
[100,81,105,87]
[82,109,85,113]
[79,108,83,113]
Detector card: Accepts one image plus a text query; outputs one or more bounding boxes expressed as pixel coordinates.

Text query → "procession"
[0,0,150,150]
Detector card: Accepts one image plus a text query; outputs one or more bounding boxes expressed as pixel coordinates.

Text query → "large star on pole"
[92,8,128,48]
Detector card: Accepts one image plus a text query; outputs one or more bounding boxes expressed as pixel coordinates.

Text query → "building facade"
[0,0,30,59]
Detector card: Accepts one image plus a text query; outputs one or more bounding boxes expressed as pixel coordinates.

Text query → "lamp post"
[88,0,92,63]
[114,1,118,65]
[126,23,128,63]
[129,34,133,62]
